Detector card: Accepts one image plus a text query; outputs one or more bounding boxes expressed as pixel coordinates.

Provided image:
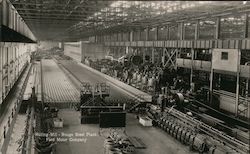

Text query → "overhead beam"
[23,17,125,23]
[18,12,88,17]
[12,2,109,8]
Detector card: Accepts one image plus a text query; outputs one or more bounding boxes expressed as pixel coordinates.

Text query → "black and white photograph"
[0,1,249,154]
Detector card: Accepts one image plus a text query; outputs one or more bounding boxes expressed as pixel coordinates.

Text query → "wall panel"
[81,42,110,60]
[64,42,82,62]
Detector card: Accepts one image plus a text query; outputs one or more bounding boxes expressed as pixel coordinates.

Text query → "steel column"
[235,49,241,116]
[146,28,149,41]
[209,49,214,105]
[156,27,159,41]
[151,48,155,63]
[195,20,200,40]
[215,17,221,39]
[130,31,133,42]
[180,22,184,40]
[190,48,194,91]
[244,13,249,38]
[166,26,170,40]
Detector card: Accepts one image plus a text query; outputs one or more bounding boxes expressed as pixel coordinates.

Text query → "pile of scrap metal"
[103,134,135,154]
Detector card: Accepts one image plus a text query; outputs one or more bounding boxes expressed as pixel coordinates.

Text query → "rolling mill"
[1,1,250,154]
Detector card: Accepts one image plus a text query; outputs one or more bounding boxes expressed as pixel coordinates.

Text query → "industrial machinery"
[79,82,125,125]
[147,104,249,154]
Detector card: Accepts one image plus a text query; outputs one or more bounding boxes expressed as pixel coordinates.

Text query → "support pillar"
[142,48,146,63]
[180,22,184,40]
[190,49,194,91]
[108,34,112,42]
[244,13,249,38]
[140,29,143,41]
[209,49,214,105]
[116,33,119,42]
[215,17,221,39]
[130,31,133,42]
[127,32,130,41]
[235,49,241,117]
[162,48,166,66]
[156,27,159,41]
[151,48,155,63]
[195,20,200,40]
[146,28,149,41]
[166,26,170,40]
[121,32,123,41]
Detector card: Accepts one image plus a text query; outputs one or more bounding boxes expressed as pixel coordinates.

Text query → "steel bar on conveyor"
[57,60,142,103]
[165,107,249,154]
[41,59,79,104]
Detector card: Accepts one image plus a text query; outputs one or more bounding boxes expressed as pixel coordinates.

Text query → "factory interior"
[0,1,250,154]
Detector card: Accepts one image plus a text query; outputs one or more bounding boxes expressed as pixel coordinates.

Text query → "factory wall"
[38,41,59,50]
[212,49,239,72]
[81,42,110,60]
[63,41,110,62]
[64,42,81,62]
[0,43,33,107]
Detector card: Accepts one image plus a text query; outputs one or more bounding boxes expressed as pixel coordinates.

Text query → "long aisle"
[53,59,195,154]
[58,60,135,102]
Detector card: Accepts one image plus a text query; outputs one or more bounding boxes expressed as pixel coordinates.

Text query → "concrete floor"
[51,61,197,154]
[54,109,196,154]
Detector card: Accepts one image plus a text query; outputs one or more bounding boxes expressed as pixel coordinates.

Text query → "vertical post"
[209,49,214,105]
[146,27,149,41]
[215,17,221,39]
[175,49,178,70]
[244,13,249,38]
[180,22,184,40]
[151,48,155,63]
[190,49,194,91]
[162,48,166,66]
[235,49,241,116]
[109,34,112,42]
[139,29,142,41]
[130,31,133,42]
[40,60,44,111]
[121,32,123,42]
[95,35,98,43]
[195,20,200,40]
[166,26,170,40]
[127,32,130,42]
[142,48,146,63]
[116,33,119,42]
[156,27,159,41]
